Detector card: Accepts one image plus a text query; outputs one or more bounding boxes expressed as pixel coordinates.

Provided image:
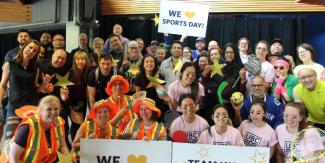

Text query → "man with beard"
[4,29,31,63]
[103,24,130,54]
[108,34,126,62]
[233,76,284,129]
[192,37,206,62]
[70,33,93,58]
[160,40,188,88]
[40,32,53,52]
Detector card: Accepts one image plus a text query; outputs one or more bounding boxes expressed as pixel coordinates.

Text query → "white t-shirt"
[197,125,244,146]
[169,114,209,143]
[238,120,277,147]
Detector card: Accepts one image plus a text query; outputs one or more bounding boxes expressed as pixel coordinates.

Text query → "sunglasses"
[274,65,285,70]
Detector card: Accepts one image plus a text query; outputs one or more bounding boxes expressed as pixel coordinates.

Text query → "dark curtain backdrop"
[0,29,65,75]
[98,13,304,62]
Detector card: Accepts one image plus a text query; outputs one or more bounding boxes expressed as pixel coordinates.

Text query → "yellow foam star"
[172,58,183,74]
[249,150,267,163]
[57,151,73,163]
[146,73,166,86]
[210,60,225,78]
[54,72,74,88]
[113,59,120,67]
[127,63,140,76]
[151,14,159,26]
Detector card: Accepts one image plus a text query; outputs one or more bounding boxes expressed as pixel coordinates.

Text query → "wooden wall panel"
[0,1,32,23]
[102,0,325,15]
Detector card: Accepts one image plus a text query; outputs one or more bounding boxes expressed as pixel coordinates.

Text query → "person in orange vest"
[9,95,69,163]
[122,98,167,141]
[72,99,120,161]
[105,75,137,132]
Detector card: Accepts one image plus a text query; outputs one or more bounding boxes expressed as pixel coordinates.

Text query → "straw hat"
[133,98,161,118]
[88,99,110,119]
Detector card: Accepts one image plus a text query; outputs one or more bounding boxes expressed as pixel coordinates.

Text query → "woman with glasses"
[293,43,324,79]
[271,59,299,103]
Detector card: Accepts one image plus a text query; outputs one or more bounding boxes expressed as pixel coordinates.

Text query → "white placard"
[80,139,172,163]
[172,143,270,163]
[158,1,209,37]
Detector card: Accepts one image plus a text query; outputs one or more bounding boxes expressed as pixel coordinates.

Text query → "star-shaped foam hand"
[146,73,166,86]
[127,63,140,76]
[210,60,225,78]
[54,72,74,88]
[113,59,120,67]
[172,58,183,74]
[151,14,159,26]
[57,151,73,163]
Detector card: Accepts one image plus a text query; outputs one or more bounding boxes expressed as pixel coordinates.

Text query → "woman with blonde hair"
[60,51,89,141]
[9,95,69,162]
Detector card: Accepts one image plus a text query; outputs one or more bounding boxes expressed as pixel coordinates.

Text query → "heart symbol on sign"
[127,154,147,163]
[184,11,196,19]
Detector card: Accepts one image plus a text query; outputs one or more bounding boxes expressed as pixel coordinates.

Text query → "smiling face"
[238,39,249,52]
[23,42,39,60]
[111,80,125,96]
[270,42,283,55]
[213,107,229,127]
[171,43,182,58]
[297,46,312,63]
[255,42,268,61]
[139,104,153,121]
[143,56,155,73]
[17,31,31,46]
[274,62,288,77]
[96,107,110,125]
[181,97,196,120]
[198,56,208,70]
[224,47,235,62]
[181,66,196,87]
[249,104,265,123]
[74,55,87,70]
[297,68,317,91]
[210,49,221,62]
[40,101,60,127]
[51,49,67,68]
[284,106,302,129]
[156,48,166,62]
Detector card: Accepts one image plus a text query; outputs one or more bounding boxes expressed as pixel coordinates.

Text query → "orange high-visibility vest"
[129,119,166,140]
[107,96,137,131]
[18,114,65,162]
[83,120,118,139]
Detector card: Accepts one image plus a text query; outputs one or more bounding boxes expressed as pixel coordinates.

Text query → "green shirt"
[271,74,299,101]
[294,79,325,124]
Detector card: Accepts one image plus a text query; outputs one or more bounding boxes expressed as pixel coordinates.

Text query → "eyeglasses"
[274,65,285,70]
[298,49,308,55]
[225,51,234,54]
[251,84,264,88]
[129,47,138,50]
[298,74,315,81]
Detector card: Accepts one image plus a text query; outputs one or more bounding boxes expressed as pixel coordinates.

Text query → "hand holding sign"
[158,1,209,37]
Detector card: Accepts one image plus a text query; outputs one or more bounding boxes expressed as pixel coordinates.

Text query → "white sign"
[158,1,209,37]
[172,143,270,163]
[80,139,172,163]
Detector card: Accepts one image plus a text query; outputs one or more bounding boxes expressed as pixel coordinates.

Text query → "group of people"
[0,23,325,162]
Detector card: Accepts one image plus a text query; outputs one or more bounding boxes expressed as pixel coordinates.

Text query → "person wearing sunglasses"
[271,59,299,103]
